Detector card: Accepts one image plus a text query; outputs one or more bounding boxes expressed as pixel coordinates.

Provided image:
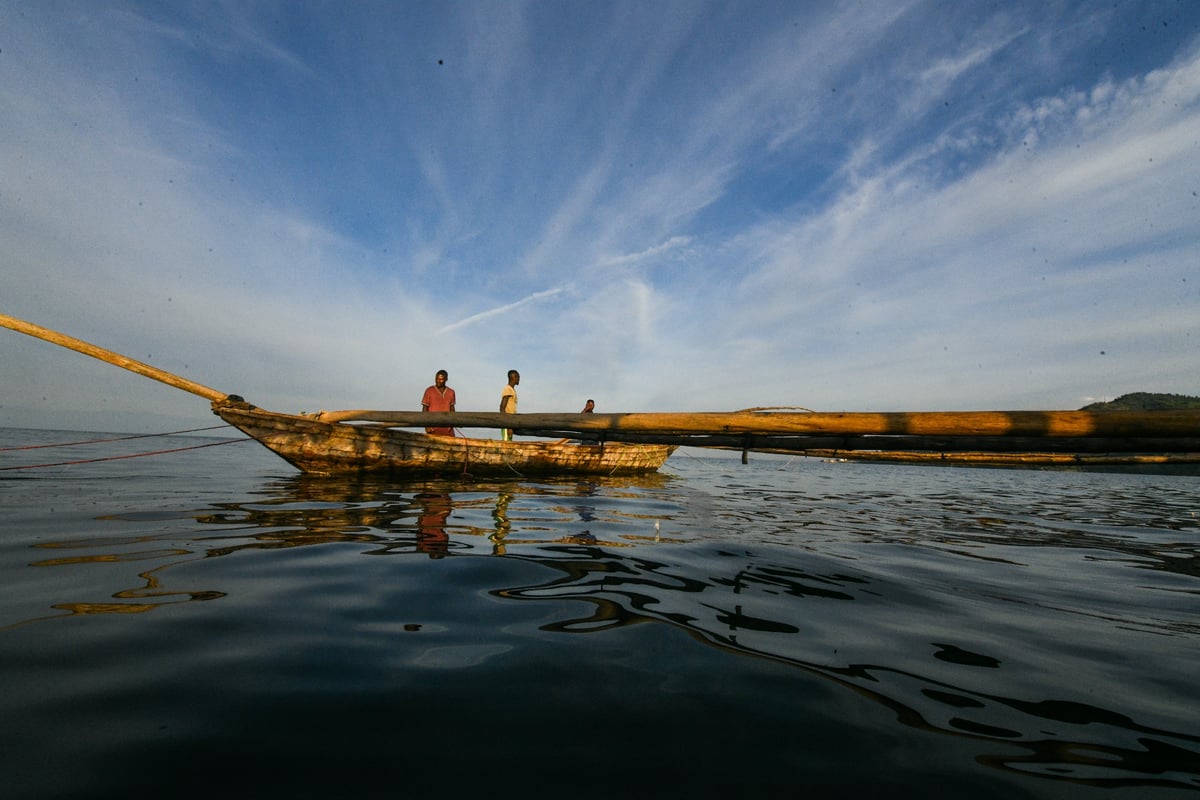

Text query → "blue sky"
[2,0,1198,432]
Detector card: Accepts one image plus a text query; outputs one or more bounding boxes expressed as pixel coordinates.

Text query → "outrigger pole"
[1,312,229,403]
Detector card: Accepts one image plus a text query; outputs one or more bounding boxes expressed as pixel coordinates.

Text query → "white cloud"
[2,3,1197,432]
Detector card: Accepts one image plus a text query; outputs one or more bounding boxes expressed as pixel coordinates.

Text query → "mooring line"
[0,437,252,471]
[0,425,234,452]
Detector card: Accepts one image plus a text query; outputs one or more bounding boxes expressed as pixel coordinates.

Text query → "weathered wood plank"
[788,449,1200,466]
[515,431,1200,454]
[314,409,1200,438]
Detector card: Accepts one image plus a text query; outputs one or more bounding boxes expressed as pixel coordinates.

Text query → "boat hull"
[214,405,676,477]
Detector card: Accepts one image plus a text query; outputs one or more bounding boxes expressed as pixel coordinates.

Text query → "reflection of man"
[416,492,450,558]
[421,369,456,436]
[490,491,512,555]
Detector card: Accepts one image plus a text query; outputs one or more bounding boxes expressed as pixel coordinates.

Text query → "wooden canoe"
[3,312,1196,472]
[213,400,677,478]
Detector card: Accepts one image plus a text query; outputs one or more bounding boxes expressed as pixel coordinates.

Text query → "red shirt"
[421,385,456,436]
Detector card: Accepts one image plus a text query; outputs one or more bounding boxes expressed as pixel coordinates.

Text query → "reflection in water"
[495,545,1200,790]
[491,490,512,555]
[415,492,450,558]
[17,469,1200,792]
[29,536,226,620]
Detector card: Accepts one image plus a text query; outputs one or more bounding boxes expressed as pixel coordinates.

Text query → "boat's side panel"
[215,406,675,476]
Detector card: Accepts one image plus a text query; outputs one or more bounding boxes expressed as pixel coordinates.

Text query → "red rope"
[0,425,232,451]
[0,437,251,471]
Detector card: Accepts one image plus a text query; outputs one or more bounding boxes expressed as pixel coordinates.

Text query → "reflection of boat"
[23,468,1196,792]
[213,402,676,477]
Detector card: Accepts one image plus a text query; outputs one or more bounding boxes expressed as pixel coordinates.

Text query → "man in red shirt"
[421,369,456,436]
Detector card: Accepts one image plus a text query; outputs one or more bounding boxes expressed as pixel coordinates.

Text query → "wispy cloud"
[2,2,1197,430]
[438,288,566,335]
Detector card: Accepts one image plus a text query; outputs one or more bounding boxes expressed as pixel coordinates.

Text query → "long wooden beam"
[788,449,1200,466]
[312,409,1200,438]
[509,430,1200,453]
[1,312,228,402]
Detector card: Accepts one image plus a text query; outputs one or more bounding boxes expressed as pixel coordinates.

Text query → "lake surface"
[2,426,1198,799]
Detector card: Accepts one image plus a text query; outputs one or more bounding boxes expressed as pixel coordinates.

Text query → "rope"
[0,437,251,471]
[456,429,473,476]
[444,427,524,477]
[0,424,233,452]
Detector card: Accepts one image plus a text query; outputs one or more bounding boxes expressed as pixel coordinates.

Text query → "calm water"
[1,427,1198,799]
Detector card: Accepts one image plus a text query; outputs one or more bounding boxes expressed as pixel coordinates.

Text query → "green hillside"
[1080,392,1200,411]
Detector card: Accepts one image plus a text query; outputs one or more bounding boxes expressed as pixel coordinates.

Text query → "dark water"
[1,427,1198,799]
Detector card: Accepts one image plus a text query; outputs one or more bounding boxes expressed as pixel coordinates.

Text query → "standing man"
[580,399,597,444]
[499,369,519,441]
[421,369,456,436]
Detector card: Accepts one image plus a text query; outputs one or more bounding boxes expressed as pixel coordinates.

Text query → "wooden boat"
[0,313,674,477]
[213,399,676,477]
[5,312,1199,471]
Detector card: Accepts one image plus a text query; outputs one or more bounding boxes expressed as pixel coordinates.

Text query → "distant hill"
[1080,392,1200,411]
